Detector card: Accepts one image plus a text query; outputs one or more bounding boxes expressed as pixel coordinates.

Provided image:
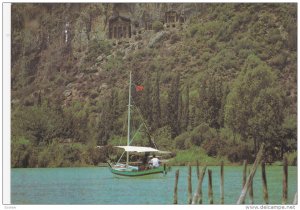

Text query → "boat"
[107,72,169,177]
[107,146,168,177]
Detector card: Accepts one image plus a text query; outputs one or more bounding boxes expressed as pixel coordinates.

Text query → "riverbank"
[11,147,297,168]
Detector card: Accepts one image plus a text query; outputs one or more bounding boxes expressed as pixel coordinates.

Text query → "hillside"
[11,3,297,167]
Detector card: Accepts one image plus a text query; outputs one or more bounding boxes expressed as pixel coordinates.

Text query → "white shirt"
[150,157,160,167]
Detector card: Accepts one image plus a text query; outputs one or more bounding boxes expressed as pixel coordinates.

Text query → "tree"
[225,54,285,155]
[95,89,120,145]
[178,93,183,133]
[281,114,297,158]
[198,72,226,129]
[96,105,111,146]
[11,103,65,146]
[167,73,180,138]
[143,78,153,129]
[152,72,161,130]
[63,101,90,143]
[190,106,196,130]
[108,89,119,133]
[182,85,190,131]
[11,136,32,168]
[250,87,285,158]
[152,20,164,32]
[80,5,101,40]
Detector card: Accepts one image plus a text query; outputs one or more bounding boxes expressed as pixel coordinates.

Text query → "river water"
[11,166,297,204]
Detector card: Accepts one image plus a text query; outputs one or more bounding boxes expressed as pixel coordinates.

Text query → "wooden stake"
[208,169,213,204]
[188,164,192,204]
[242,160,247,187]
[293,192,297,205]
[220,161,224,204]
[196,160,200,180]
[242,160,247,204]
[282,156,288,204]
[248,168,254,204]
[261,161,269,204]
[174,169,179,204]
[237,143,265,204]
[192,166,207,204]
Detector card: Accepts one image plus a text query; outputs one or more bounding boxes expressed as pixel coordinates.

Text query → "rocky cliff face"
[11,3,297,110]
[11,3,194,105]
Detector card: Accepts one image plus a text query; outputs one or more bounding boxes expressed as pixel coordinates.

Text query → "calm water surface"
[11,166,297,204]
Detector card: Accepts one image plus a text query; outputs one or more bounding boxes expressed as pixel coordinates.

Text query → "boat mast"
[126,71,132,167]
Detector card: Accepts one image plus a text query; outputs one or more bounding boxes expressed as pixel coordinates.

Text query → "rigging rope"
[116,151,126,164]
[131,97,158,149]
[129,123,143,145]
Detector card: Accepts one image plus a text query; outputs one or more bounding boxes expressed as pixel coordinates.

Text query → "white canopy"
[115,146,160,153]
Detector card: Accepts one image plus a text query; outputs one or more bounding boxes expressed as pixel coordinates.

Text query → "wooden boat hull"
[109,165,167,177]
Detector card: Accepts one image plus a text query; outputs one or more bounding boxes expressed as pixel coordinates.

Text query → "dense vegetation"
[11,3,297,167]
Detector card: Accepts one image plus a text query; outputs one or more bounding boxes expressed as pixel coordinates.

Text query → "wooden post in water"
[196,160,200,180]
[192,166,207,204]
[237,143,265,204]
[174,169,179,204]
[261,161,269,204]
[242,160,247,187]
[208,169,213,204]
[220,161,224,204]
[242,160,247,204]
[248,169,254,204]
[188,164,192,204]
[293,192,297,205]
[282,156,288,204]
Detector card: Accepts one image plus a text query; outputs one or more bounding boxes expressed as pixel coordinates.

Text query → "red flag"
[135,85,144,92]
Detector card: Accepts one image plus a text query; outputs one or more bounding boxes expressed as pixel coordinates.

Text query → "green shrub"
[189,45,199,57]
[179,52,190,65]
[235,37,254,51]
[11,136,32,168]
[174,132,190,149]
[190,123,218,146]
[269,53,287,68]
[219,127,242,144]
[85,39,112,63]
[152,21,164,32]
[268,28,282,44]
[153,126,173,150]
[104,55,123,72]
[38,147,51,167]
[238,49,253,59]
[189,24,199,37]
[169,147,228,166]
[287,23,297,51]
[170,33,181,44]
[207,49,238,75]
[134,48,154,60]
[201,51,212,62]
[90,90,98,99]
[207,38,217,50]
[202,138,221,157]
[286,151,297,166]
[161,71,176,84]
[63,143,85,164]
[226,143,254,163]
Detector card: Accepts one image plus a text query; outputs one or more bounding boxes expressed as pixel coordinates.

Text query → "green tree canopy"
[225,54,286,153]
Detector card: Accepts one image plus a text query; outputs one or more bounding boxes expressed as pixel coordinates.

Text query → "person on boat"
[148,154,160,168]
[139,153,149,171]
